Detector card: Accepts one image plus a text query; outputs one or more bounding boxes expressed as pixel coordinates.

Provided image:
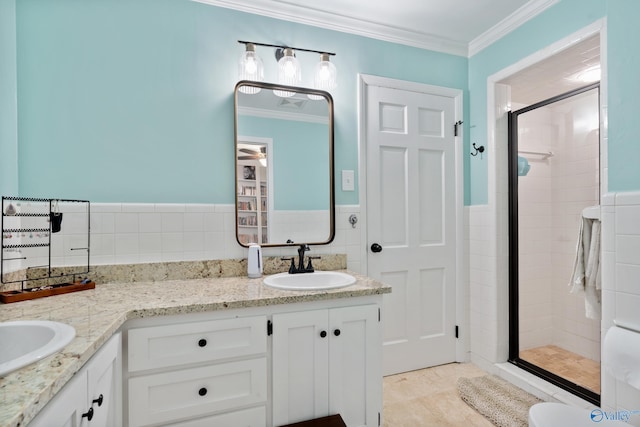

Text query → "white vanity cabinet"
[28,332,121,427]
[272,305,381,427]
[125,315,268,427]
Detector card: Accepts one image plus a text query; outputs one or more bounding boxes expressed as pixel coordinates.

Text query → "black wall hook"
[471,143,485,158]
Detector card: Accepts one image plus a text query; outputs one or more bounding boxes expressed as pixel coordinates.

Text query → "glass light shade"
[238,43,264,94]
[274,48,300,98]
[309,53,337,100]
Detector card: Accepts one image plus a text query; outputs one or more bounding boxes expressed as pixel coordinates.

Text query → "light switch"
[342,170,355,191]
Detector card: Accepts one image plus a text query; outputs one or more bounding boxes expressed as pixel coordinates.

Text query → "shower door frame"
[507,82,601,406]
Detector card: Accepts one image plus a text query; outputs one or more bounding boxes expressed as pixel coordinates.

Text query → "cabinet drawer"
[128,315,267,372]
[128,358,267,427]
[165,406,266,427]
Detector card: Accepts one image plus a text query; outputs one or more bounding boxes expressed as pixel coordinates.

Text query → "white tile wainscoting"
[601,192,640,421]
[76,203,362,272]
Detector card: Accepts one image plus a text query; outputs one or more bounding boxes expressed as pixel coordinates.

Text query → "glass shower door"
[508,84,601,405]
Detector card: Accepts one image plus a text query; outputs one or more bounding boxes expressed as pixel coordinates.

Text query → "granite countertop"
[0,272,390,427]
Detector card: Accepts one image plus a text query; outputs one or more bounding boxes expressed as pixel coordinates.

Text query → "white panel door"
[366,84,457,375]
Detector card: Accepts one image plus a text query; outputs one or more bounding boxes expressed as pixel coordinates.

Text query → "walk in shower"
[508,83,601,405]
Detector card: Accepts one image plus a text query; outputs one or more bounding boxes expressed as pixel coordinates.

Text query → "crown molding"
[468,0,559,57]
[193,0,468,56]
[194,0,557,58]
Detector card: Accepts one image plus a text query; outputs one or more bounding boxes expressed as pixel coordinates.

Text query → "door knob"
[371,243,382,253]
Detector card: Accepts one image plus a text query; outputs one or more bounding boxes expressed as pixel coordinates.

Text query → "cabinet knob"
[82,407,94,421]
[92,394,104,407]
[198,338,207,347]
[320,330,327,338]
[333,329,341,337]
[198,387,208,396]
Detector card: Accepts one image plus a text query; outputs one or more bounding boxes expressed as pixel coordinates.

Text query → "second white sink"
[263,271,356,291]
[0,320,76,377]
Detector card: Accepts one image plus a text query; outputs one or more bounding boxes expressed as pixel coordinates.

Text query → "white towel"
[569,217,601,320]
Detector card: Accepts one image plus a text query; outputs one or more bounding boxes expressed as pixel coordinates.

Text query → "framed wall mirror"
[234,81,335,247]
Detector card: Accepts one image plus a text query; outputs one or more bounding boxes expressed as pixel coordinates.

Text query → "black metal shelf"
[3,213,49,217]
[1,196,91,289]
[3,228,50,233]
[3,243,49,249]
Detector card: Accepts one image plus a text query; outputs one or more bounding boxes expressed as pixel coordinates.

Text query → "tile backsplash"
[70,203,360,271]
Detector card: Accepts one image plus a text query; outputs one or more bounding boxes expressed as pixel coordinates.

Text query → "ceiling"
[196,0,559,56]
[502,34,600,105]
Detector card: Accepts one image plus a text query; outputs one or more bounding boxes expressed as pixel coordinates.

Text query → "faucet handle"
[281,257,295,274]
[306,256,321,272]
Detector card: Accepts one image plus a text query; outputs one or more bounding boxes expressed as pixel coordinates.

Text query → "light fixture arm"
[238,40,336,57]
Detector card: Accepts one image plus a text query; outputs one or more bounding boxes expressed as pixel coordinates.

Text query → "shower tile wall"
[517,92,600,361]
[550,92,600,362]
[518,106,555,350]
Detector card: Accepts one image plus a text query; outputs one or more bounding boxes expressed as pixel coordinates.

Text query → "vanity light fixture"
[238,43,264,94]
[237,41,336,98]
[274,48,300,98]
[308,53,337,100]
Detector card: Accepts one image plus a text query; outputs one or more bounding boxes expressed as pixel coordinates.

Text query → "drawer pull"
[92,394,104,407]
[198,338,207,347]
[198,387,208,396]
[82,407,94,421]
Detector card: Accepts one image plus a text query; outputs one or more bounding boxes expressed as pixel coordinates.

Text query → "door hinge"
[267,320,273,336]
[378,307,381,322]
[378,412,381,426]
[455,325,459,339]
[454,120,463,137]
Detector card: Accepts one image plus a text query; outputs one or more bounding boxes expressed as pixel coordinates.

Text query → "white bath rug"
[457,375,543,427]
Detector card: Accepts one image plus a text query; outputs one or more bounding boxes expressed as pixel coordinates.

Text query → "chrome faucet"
[282,244,319,274]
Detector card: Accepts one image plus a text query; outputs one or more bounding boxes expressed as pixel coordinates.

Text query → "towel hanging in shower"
[569,216,601,320]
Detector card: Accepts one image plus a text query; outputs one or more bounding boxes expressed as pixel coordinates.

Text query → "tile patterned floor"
[383,363,495,427]
[519,345,601,394]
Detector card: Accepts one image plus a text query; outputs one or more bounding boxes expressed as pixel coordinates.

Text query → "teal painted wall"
[237,116,329,210]
[8,0,468,204]
[607,0,640,193]
[0,0,18,197]
[468,0,640,204]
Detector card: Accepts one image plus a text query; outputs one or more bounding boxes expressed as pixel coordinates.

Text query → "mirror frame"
[234,80,335,248]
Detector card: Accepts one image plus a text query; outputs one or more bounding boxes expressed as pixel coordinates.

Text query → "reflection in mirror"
[234,81,334,247]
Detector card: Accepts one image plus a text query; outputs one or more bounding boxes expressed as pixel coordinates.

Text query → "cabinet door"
[85,333,121,427]
[329,305,380,427]
[27,370,87,427]
[272,310,329,426]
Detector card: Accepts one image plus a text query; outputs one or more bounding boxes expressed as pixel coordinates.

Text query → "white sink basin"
[0,320,75,377]
[263,271,356,291]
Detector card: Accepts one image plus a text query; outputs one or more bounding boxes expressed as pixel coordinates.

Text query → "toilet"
[529,324,640,427]
[529,402,628,426]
